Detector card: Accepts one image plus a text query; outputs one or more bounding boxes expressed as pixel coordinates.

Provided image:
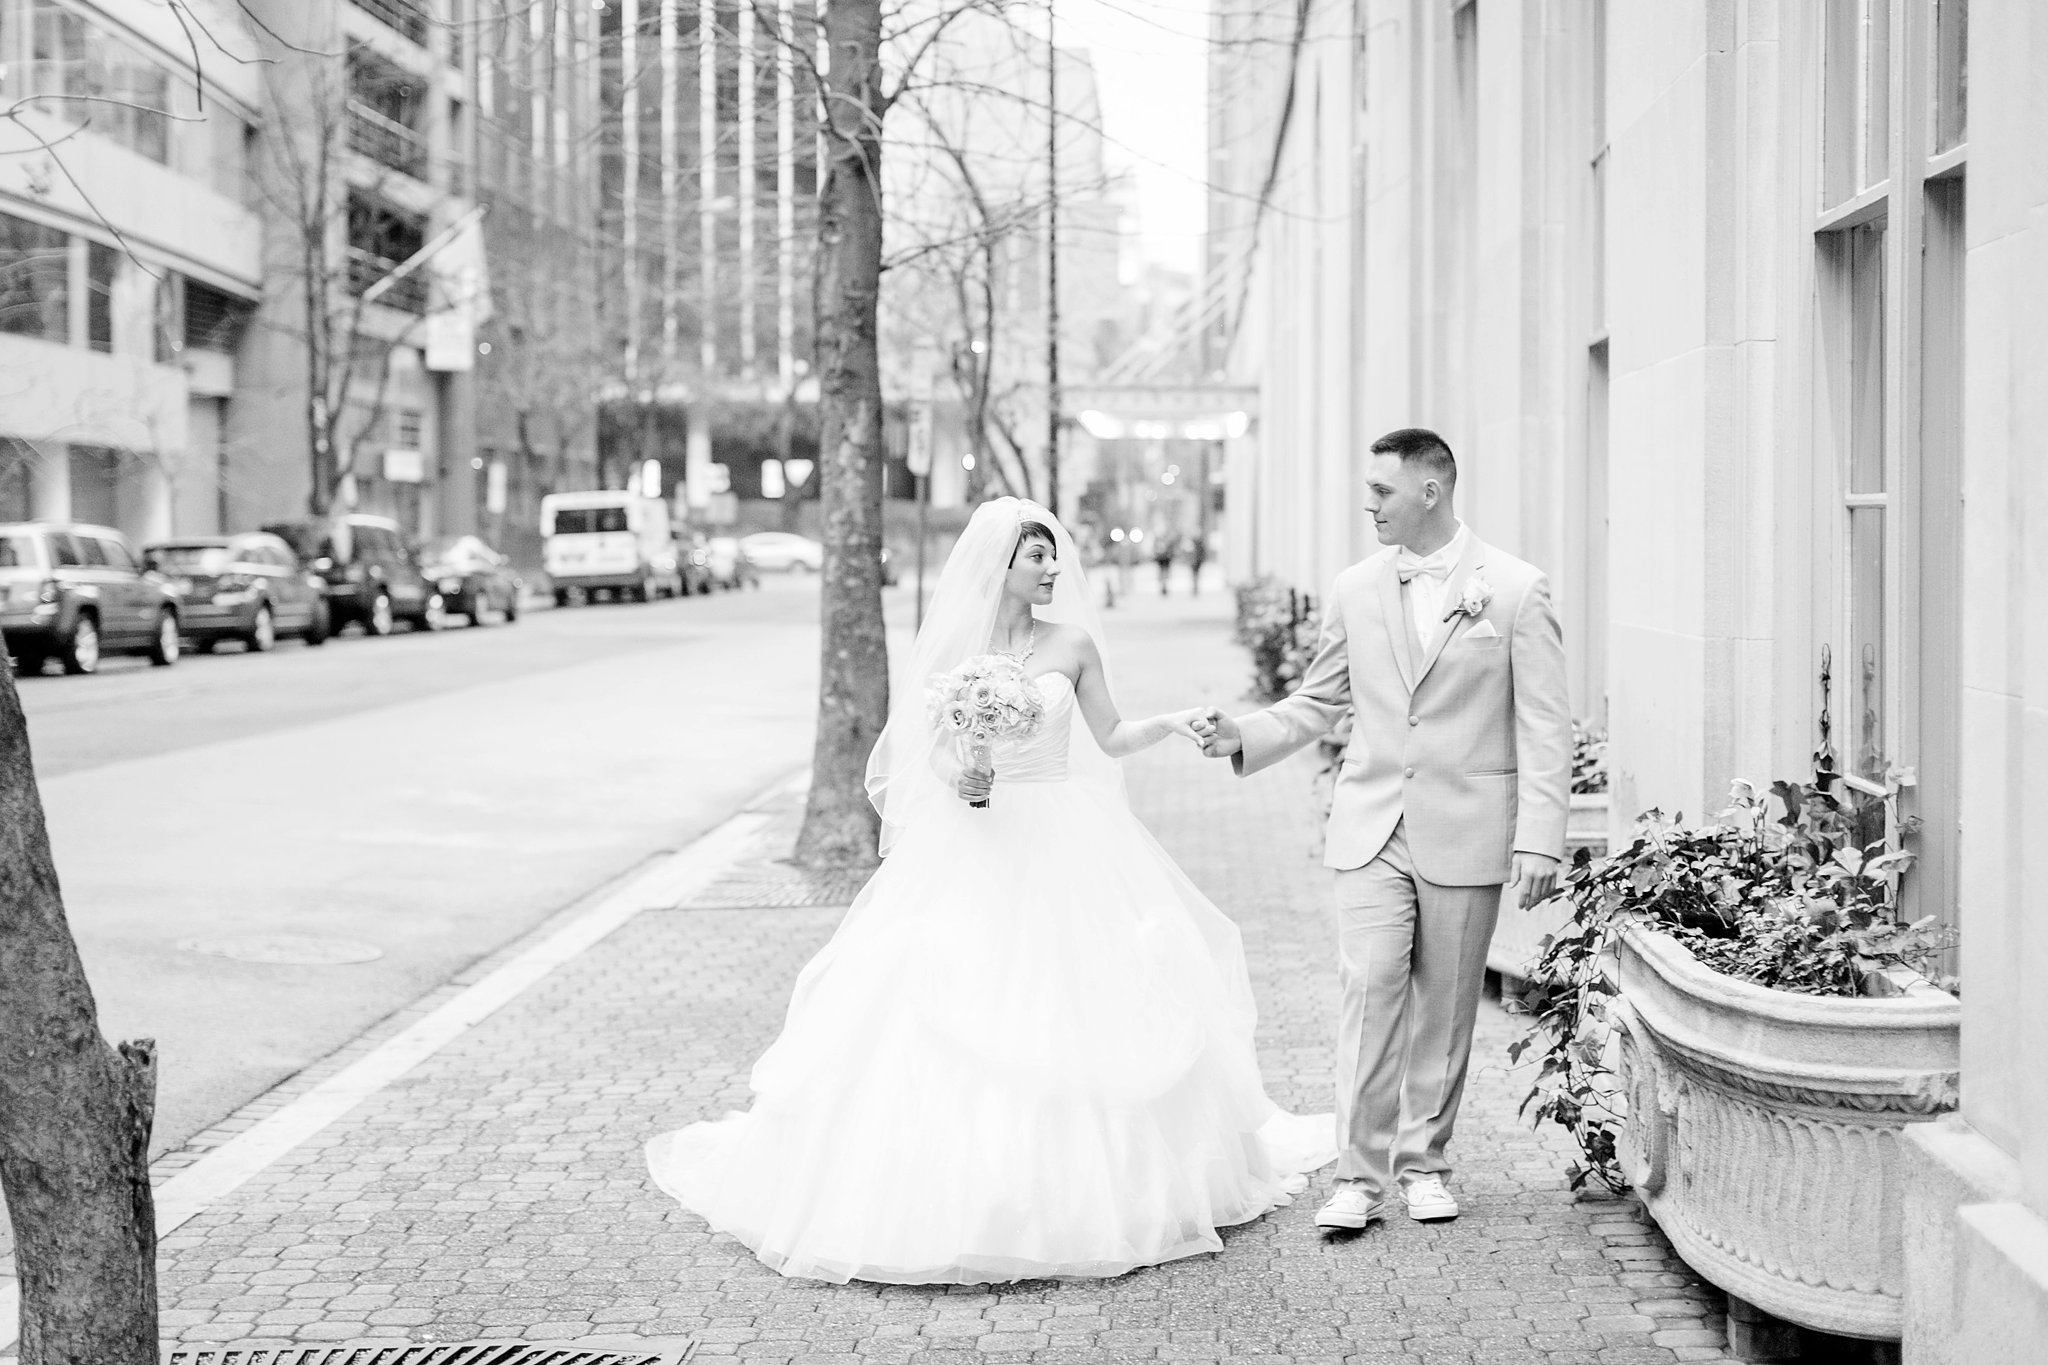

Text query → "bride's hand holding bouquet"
[928,654,1046,808]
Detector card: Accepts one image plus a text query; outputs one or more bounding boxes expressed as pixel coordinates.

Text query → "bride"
[645,497,1334,1284]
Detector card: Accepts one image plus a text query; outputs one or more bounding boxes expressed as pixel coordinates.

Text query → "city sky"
[1062,0,1210,278]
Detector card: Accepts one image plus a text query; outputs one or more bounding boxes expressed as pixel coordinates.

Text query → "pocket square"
[1464,620,1500,640]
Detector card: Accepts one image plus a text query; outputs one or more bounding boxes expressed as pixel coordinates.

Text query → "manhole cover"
[176,934,386,965]
[163,1342,692,1364]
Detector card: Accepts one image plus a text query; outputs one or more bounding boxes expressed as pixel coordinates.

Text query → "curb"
[0,770,806,1353]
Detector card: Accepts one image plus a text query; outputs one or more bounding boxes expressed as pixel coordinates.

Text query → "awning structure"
[1062,385,1259,441]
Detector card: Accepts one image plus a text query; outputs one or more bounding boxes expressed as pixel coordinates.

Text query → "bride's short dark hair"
[1013,521,1058,563]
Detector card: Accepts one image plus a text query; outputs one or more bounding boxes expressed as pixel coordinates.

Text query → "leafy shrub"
[1509,765,1955,1193]
[1571,722,1608,795]
[1233,576,1320,704]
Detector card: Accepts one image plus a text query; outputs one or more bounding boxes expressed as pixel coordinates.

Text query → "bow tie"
[1397,553,1451,585]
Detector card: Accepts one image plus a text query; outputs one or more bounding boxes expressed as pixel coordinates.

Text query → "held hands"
[1509,852,1561,904]
[1189,708,1242,758]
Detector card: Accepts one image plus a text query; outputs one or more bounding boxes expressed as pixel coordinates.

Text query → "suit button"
[1403,766,1416,778]
[1408,715,1419,726]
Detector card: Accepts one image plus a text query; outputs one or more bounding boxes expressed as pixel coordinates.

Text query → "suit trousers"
[1330,819,1501,1194]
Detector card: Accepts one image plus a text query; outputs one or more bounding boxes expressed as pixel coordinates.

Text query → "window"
[183,278,253,353]
[87,239,117,353]
[1813,0,1966,922]
[29,1,172,164]
[550,507,629,535]
[95,536,139,573]
[73,534,106,566]
[48,533,84,568]
[0,211,70,341]
[0,534,37,569]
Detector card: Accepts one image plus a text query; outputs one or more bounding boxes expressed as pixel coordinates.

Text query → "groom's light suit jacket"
[1234,536,1572,886]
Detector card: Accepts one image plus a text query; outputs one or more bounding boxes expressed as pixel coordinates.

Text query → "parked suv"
[144,532,331,652]
[0,522,182,674]
[263,515,441,635]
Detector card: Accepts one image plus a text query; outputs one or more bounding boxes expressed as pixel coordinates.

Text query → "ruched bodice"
[990,671,1074,783]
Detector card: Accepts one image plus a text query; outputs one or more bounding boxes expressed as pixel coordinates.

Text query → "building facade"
[0,0,264,545]
[1209,0,2043,1356]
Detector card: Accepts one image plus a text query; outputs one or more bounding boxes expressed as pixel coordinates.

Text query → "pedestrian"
[1185,533,1208,595]
[1193,426,1571,1230]
[1152,532,1175,596]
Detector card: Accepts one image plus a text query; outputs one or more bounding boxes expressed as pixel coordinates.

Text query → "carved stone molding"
[1615,929,1961,1342]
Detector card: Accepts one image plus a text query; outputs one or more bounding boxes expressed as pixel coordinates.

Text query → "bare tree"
[0,662,158,1362]
[254,52,422,519]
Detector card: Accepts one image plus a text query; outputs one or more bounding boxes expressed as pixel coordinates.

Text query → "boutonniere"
[1443,577,1493,623]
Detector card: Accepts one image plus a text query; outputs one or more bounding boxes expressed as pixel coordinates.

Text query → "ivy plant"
[1508,764,1956,1194]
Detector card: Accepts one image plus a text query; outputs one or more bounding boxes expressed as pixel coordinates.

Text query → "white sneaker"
[1314,1184,1389,1229]
[1403,1173,1460,1221]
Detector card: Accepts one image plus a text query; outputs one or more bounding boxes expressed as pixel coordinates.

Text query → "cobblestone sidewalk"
[126,587,1741,1363]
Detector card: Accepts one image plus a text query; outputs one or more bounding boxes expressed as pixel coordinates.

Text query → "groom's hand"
[1192,708,1242,759]
[1509,852,1560,904]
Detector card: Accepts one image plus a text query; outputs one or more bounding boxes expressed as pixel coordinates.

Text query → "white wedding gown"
[646,672,1336,1284]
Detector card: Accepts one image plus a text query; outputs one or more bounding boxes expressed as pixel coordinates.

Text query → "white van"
[540,491,684,604]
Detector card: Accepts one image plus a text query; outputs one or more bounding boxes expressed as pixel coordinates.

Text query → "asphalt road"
[16,576,831,1155]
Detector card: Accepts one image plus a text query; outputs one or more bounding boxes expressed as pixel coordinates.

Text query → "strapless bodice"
[990,671,1075,783]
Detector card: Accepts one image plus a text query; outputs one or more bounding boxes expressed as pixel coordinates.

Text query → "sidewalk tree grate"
[163,1344,693,1365]
[667,863,871,909]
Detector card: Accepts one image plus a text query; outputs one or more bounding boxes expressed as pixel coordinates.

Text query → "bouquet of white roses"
[926,654,1046,809]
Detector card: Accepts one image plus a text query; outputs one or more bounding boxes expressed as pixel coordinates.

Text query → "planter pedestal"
[1612,929,1960,1342]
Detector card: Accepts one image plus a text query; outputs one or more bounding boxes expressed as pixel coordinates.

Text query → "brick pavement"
[125,586,1743,1363]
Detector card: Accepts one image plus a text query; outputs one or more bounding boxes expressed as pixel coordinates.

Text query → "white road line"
[0,796,785,1351]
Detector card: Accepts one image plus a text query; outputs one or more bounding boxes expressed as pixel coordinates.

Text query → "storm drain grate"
[163,1343,693,1365]
[667,862,871,909]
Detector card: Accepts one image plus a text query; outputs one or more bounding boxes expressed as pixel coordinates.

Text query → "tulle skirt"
[645,776,1336,1284]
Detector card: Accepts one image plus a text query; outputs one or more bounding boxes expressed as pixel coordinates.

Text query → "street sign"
[907,402,934,476]
[485,460,507,515]
[383,448,424,483]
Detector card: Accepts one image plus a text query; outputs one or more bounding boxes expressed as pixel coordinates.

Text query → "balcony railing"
[348,101,430,181]
[349,0,429,45]
[347,246,430,314]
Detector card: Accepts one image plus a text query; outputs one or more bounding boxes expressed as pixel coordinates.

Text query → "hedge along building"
[1206,0,2044,1356]
[0,0,265,544]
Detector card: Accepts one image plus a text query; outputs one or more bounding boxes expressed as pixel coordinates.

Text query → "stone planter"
[1487,792,1609,982]
[1611,927,1961,1341]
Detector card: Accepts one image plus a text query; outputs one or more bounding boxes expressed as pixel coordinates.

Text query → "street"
[19,577,827,1156]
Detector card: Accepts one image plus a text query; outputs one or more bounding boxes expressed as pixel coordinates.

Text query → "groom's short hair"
[1371,427,1457,490]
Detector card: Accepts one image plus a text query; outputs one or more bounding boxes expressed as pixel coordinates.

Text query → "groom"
[1193,427,1571,1228]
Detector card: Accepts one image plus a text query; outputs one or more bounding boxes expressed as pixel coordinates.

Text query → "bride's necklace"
[991,619,1036,663]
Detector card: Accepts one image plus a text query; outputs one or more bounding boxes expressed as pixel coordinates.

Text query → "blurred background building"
[0,0,264,544]
[1207,0,2043,1357]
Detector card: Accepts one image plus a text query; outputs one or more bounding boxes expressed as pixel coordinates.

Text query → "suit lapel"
[1376,560,1417,693]
[1413,537,1488,691]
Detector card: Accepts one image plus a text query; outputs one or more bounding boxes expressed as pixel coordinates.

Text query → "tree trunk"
[792,0,890,870]
[0,666,160,1363]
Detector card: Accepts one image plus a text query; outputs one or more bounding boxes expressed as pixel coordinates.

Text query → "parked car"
[419,534,522,626]
[739,531,824,573]
[703,535,760,590]
[263,515,442,635]
[0,522,182,674]
[145,533,330,652]
[541,491,684,604]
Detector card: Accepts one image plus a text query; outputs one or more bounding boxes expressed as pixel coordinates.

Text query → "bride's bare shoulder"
[1035,620,1097,654]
